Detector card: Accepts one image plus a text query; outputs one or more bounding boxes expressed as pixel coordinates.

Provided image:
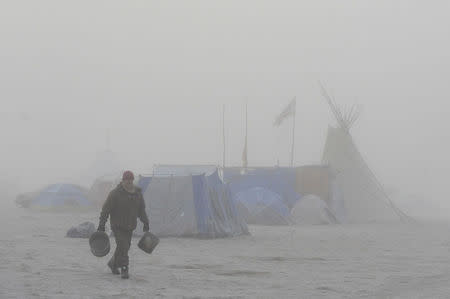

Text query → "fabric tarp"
[31,184,90,207]
[138,171,248,238]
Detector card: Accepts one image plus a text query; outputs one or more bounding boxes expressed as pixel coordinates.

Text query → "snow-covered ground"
[2,200,450,298]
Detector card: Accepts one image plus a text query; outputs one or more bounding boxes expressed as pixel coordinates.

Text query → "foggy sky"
[1,1,449,204]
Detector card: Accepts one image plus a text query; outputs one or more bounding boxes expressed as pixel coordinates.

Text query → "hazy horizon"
[1,1,449,218]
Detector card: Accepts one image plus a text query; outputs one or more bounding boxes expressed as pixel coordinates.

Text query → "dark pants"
[109,229,133,268]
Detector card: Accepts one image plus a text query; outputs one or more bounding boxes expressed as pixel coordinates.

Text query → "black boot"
[107,259,120,275]
[121,266,129,279]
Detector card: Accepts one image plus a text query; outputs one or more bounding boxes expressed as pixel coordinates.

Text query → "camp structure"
[290,194,338,225]
[225,166,343,226]
[137,169,248,238]
[15,183,91,210]
[320,83,410,223]
[322,126,409,223]
[225,167,300,225]
[290,165,343,224]
[153,164,219,177]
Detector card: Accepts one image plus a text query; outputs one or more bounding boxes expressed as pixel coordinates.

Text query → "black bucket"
[138,232,159,254]
[89,231,110,257]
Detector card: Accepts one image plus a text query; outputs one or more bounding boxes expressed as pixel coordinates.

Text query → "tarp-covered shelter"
[233,186,292,225]
[224,166,346,225]
[26,184,91,209]
[295,165,331,203]
[137,170,248,238]
[225,167,301,225]
[290,194,338,225]
[153,164,219,177]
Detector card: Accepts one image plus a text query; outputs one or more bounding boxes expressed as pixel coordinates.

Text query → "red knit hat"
[122,170,134,180]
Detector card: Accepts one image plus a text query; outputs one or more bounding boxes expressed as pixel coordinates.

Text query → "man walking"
[97,170,149,279]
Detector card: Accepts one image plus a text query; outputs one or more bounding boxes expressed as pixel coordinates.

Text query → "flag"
[273,98,296,127]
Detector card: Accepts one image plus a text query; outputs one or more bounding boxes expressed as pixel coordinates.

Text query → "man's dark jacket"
[99,183,149,231]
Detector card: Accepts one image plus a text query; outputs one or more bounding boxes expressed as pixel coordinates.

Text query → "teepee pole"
[319,81,412,223]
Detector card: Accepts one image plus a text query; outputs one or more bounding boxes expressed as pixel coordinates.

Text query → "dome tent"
[29,183,91,209]
[234,186,291,226]
[290,195,338,225]
[226,168,301,226]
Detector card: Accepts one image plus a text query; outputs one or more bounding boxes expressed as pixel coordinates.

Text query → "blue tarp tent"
[233,186,292,225]
[137,171,248,238]
[225,168,302,225]
[31,184,91,208]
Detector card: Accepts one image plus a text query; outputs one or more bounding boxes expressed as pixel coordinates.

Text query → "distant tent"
[137,171,248,238]
[234,187,291,225]
[226,168,301,225]
[294,165,331,203]
[290,195,338,225]
[320,83,409,223]
[225,167,300,207]
[28,184,91,209]
[224,165,352,226]
[153,164,220,177]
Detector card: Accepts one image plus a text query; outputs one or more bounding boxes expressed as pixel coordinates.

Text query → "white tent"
[290,195,337,225]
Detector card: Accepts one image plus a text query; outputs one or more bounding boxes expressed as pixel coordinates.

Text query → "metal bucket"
[138,232,159,254]
[89,231,110,257]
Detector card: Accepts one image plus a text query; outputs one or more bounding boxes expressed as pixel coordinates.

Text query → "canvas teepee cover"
[322,126,408,223]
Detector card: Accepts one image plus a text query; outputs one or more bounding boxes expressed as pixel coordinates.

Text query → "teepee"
[320,83,410,223]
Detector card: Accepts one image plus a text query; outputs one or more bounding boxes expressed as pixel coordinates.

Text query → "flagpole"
[245,101,248,142]
[241,101,248,172]
[222,104,226,169]
[245,101,248,170]
[290,97,296,167]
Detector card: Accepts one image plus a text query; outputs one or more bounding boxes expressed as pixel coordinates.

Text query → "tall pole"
[242,101,248,171]
[245,102,248,144]
[222,104,226,169]
[290,97,296,167]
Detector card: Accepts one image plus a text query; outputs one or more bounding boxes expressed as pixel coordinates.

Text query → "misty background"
[0,1,449,217]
